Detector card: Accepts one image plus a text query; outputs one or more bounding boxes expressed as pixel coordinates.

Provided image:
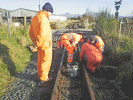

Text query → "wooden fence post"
[24,14,26,28]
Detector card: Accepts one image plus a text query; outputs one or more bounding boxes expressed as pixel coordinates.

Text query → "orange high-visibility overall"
[29,11,52,81]
[88,36,105,53]
[61,33,82,63]
[80,43,103,73]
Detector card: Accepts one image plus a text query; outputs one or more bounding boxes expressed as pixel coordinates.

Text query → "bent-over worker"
[80,43,103,73]
[61,33,83,67]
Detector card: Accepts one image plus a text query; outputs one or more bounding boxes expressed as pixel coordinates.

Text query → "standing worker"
[88,35,105,53]
[61,33,83,67]
[80,43,103,73]
[29,2,53,86]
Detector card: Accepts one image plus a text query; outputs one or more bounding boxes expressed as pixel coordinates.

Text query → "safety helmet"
[42,2,53,13]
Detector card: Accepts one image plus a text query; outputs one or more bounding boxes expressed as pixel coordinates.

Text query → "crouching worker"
[88,35,105,54]
[29,2,53,87]
[80,43,103,73]
[61,33,83,77]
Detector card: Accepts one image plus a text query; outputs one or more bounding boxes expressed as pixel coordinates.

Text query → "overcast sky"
[0,0,133,16]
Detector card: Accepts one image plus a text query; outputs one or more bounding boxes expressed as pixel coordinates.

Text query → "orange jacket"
[61,33,82,62]
[29,11,52,81]
[88,36,104,53]
[29,11,52,50]
[80,43,103,72]
[61,33,82,49]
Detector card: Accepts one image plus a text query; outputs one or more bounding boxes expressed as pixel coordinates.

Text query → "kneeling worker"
[80,43,103,73]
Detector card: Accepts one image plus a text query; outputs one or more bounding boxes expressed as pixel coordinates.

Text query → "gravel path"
[1,52,38,100]
[1,48,63,100]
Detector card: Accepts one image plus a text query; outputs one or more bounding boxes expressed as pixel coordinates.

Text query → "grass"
[0,24,32,97]
[50,20,79,29]
[0,20,78,97]
[94,8,133,81]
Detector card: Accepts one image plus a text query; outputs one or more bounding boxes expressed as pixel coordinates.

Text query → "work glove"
[74,46,77,52]
[67,62,72,68]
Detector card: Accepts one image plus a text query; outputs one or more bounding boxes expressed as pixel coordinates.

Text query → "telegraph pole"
[85,8,89,29]
[39,0,41,11]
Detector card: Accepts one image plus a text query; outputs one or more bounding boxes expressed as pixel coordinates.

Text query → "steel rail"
[51,30,94,100]
[78,44,95,100]
[82,65,95,100]
[51,47,65,100]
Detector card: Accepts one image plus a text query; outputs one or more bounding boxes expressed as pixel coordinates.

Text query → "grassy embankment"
[93,8,133,81]
[0,20,77,97]
[0,24,32,97]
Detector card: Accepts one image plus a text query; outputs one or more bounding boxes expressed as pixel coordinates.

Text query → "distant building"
[49,14,67,22]
[0,8,67,24]
[9,8,37,24]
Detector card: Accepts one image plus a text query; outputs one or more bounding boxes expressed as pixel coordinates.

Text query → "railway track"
[51,47,92,100]
[50,28,132,100]
[1,24,131,100]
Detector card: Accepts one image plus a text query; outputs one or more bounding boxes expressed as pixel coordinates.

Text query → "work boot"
[37,77,53,88]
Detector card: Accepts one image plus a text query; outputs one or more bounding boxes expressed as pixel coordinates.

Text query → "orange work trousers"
[62,41,75,63]
[37,48,52,81]
[86,57,102,73]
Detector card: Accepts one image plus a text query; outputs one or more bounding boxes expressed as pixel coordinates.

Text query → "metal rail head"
[51,47,65,100]
[78,43,95,100]
[83,65,95,100]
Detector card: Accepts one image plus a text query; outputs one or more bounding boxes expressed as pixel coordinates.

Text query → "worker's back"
[95,36,104,52]
[80,43,103,73]
[81,43,102,61]
[29,11,52,50]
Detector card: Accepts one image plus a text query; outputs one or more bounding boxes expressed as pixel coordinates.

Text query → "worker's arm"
[80,45,85,61]
[37,18,52,50]
[29,24,37,45]
[87,40,90,44]
[96,42,103,52]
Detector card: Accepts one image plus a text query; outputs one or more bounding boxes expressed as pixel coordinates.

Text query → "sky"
[0,0,133,16]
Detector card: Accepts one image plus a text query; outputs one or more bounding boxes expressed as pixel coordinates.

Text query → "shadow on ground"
[0,43,16,76]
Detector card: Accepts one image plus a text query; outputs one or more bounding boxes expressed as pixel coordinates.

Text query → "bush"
[94,8,133,81]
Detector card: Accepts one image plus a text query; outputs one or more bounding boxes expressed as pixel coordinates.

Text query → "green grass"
[94,8,133,81]
[50,20,79,29]
[0,24,32,97]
